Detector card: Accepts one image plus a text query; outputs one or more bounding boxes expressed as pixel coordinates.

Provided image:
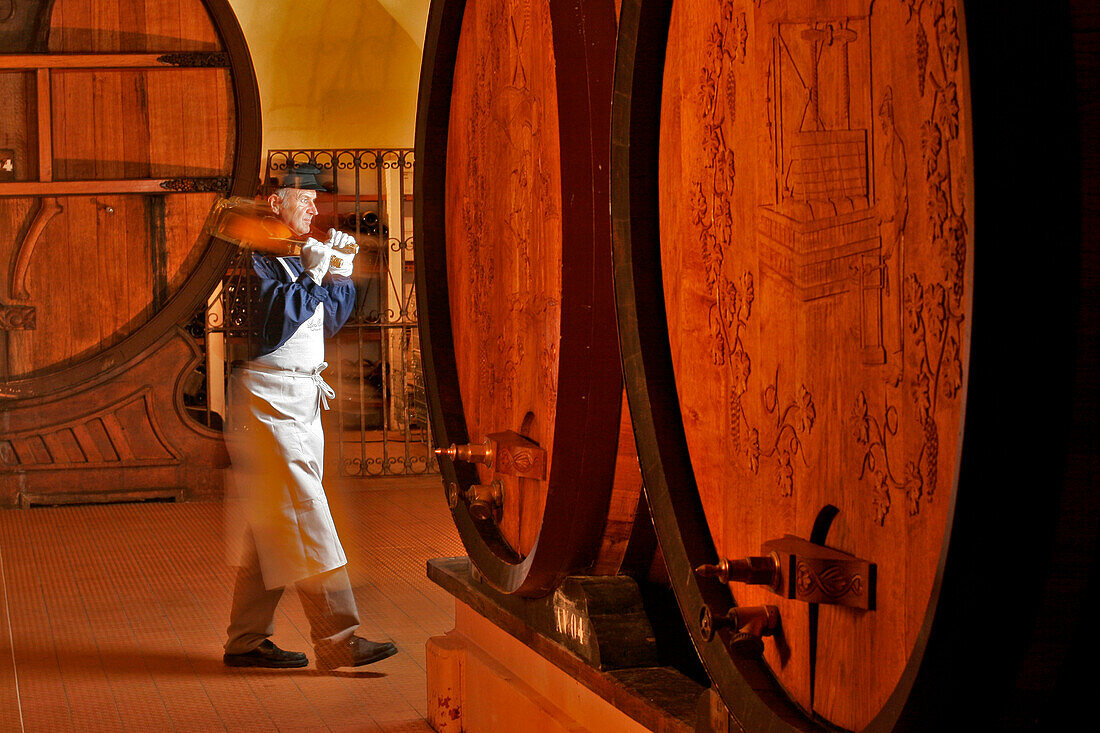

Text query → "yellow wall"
[227,0,429,153]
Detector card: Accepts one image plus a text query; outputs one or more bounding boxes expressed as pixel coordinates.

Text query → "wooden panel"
[2,190,219,378]
[0,0,259,512]
[35,69,52,181]
[0,331,226,504]
[0,0,259,397]
[50,68,232,181]
[0,0,55,53]
[0,200,37,305]
[0,389,177,468]
[590,392,645,575]
[47,0,220,53]
[166,192,219,292]
[93,69,127,181]
[62,194,106,362]
[0,73,37,183]
[446,0,563,556]
[92,0,123,53]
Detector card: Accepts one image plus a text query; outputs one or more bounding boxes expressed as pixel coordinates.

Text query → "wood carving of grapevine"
[852,0,968,525]
[694,0,815,493]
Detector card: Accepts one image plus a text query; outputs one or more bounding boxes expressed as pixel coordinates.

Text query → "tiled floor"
[0,476,462,732]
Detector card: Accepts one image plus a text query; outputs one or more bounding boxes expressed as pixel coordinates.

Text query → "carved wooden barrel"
[415,0,653,596]
[613,0,1098,730]
[0,0,259,505]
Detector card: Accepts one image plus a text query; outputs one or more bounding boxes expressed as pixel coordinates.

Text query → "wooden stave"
[0,0,260,400]
[414,0,649,597]
[611,0,1099,730]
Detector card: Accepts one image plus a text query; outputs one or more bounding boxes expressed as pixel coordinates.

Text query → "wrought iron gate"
[189,149,435,477]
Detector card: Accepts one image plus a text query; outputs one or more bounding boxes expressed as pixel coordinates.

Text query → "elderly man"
[222,165,397,670]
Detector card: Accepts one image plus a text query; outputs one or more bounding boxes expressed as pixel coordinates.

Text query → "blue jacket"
[250,253,357,357]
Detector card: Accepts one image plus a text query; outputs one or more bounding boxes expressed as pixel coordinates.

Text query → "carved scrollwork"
[343,453,434,477]
[762,375,816,497]
[795,561,865,601]
[851,277,961,523]
[456,0,559,424]
[0,304,36,330]
[693,0,815,494]
[159,177,230,193]
[0,389,178,470]
[156,52,230,68]
[854,0,969,525]
[11,197,63,301]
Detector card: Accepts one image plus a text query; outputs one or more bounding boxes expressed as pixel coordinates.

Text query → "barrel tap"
[435,440,494,468]
[695,555,781,589]
[698,537,877,610]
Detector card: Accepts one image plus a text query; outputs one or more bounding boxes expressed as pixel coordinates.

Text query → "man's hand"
[300,238,331,285]
[326,229,357,277]
[325,228,357,252]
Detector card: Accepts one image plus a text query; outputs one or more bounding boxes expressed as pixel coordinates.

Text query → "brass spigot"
[699,605,780,657]
[728,605,779,638]
[435,440,494,467]
[695,555,780,588]
[465,480,504,522]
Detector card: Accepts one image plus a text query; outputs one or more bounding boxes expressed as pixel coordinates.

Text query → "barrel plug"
[699,605,780,657]
[465,480,504,523]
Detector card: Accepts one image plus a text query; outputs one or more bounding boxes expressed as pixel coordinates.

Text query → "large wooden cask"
[0,0,260,505]
[613,0,1097,730]
[415,0,653,596]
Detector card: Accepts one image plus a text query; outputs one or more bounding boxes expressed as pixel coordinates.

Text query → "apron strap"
[276,256,297,280]
[310,362,336,410]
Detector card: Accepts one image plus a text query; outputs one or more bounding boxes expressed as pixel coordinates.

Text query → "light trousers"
[225,531,360,655]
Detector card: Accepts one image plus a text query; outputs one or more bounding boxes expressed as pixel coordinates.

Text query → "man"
[222,164,398,670]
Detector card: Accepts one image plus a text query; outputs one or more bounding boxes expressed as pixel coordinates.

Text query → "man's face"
[270,189,318,236]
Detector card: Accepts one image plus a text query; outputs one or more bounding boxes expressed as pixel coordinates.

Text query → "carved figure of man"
[222,164,398,670]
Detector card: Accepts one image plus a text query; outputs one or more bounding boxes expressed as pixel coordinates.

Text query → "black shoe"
[315,636,398,670]
[223,639,308,668]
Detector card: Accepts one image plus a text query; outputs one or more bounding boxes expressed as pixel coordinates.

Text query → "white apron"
[224,258,345,589]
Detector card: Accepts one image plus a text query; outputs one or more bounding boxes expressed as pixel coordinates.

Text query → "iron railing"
[184,148,435,477]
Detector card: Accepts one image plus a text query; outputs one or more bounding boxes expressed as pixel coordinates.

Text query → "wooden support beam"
[0,53,228,69]
[36,68,51,182]
[0,179,228,197]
